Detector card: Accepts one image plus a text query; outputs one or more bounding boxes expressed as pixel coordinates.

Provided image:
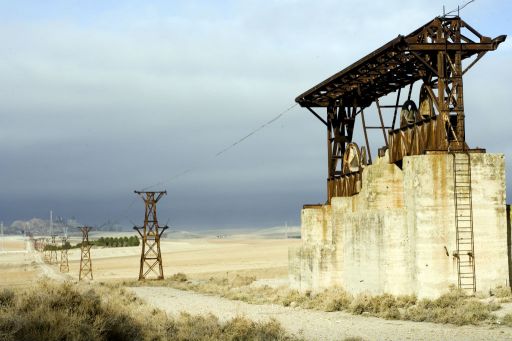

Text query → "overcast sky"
[0,0,510,229]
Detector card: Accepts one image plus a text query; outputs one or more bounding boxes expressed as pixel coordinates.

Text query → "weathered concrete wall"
[289,152,509,298]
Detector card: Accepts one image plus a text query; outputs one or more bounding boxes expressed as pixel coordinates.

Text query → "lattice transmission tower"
[59,236,69,273]
[78,226,93,280]
[49,235,58,264]
[44,238,50,263]
[133,191,168,280]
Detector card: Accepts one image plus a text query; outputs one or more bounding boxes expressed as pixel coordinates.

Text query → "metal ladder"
[452,152,476,293]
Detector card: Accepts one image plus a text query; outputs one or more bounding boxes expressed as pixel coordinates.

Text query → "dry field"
[0,236,39,288]
[0,233,300,285]
[71,237,299,282]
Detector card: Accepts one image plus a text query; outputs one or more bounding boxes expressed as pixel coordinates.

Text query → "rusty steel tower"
[78,226,93,280]
[59,236,69,273]
[133,190,168,280]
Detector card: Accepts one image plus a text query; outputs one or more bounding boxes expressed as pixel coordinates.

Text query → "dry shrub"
[0,289,14,307]
[0,281,143,341]
[223,316,290,341]
[403,288,497,325]
[304,287,352,312]
[169,273,188,282]
[230,275,256,288]
[0,281,301,341]
[502,313,512,327]
[493,286,512,298]
[172,312,222,340]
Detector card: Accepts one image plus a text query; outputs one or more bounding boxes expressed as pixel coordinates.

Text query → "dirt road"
[131,286,512,341]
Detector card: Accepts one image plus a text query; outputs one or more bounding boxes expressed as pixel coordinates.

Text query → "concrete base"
[289,152,509,298]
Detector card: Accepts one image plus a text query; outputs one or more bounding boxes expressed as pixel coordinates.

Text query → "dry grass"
[502,313,512,327]
[127,274,501,326]
[492,285,512,303]
[403,288,499,325]
[0,280,301,341]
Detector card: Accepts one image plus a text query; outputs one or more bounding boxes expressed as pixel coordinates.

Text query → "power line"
[444,0,475,16]
[104,102,298,225]
[215,103,297,157]
[140,102,298,191]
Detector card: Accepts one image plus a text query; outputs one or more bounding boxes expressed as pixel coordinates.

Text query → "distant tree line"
[42,236,140,250]
[94,236,140,247]
[43,241,72,251]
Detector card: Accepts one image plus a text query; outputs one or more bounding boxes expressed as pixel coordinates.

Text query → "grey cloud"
[0,0,510,228]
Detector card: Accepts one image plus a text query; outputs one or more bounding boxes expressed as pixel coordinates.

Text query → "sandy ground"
[131,286,512,341]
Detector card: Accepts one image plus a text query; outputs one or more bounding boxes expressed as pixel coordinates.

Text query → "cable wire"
[444,0,475,16]
[102,102,298,226]
[140,102,298,191]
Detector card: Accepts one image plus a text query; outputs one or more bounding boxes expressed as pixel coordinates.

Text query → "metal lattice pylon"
[44,238,51,263]
[59,236,69,273]
[49,235,58,264]
[133,191,168,280]
[78,226,93,280]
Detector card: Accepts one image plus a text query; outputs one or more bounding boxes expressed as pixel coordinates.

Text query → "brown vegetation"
[0,280,301,341]
[127,274,502,326]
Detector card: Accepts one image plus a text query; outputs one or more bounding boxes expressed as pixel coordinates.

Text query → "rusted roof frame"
[296,16,506,109]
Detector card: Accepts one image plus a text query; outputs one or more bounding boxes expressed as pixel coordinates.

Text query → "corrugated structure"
[290,16,509,297]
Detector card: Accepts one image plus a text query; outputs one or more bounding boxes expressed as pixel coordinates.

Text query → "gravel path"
[130,286,512,341]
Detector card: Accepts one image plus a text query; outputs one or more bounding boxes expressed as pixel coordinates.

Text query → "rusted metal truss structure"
[60,236,69,273]
[78,226,93,280]
[296,16,506,203]
[133,190,168,280]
